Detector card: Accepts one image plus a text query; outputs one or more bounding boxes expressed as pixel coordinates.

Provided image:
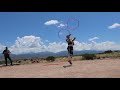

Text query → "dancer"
[66,34,76,65]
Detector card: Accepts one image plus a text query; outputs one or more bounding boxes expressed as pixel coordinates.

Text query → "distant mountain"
[0,50,104,61]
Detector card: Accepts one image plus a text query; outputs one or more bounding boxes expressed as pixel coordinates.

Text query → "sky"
[0,12,120,54]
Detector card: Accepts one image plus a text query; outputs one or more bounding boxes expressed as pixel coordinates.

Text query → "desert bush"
[46,56,55,62]
[114,50,120,52]
[24,59,28,61]
[18,61,21,63]
[81,54,96,60]
[104,50,113,53]
[96,57,100,59]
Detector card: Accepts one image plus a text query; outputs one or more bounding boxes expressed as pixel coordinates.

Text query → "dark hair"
[66,35,70,38]
[5,47,8,50]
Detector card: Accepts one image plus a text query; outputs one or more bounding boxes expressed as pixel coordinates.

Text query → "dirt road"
[0,59,120,78]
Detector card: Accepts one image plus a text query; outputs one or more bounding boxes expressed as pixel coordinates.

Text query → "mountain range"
[0,50,104,60]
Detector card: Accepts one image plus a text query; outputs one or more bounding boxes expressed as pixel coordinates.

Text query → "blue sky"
[0,12,120,54]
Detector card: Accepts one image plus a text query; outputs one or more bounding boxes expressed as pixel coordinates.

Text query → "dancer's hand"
[73,37,76,41]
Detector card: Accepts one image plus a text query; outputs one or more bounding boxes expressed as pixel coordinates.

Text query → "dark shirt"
[2,50,10,57]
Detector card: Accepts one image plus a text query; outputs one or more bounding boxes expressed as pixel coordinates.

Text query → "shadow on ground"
[0,63,20,68]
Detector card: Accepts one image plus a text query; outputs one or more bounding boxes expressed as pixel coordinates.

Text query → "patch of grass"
[81,54,96,60]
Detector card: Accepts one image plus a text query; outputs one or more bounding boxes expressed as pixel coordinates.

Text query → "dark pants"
[67,46,73,65]
[4,56,13,66]
[67,46,73,55]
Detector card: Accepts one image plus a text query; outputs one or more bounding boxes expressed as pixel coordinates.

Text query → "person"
[66,34,76,65]
[2,47,13,66]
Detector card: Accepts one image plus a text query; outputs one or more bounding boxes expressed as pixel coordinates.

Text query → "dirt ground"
[0,59,120,78]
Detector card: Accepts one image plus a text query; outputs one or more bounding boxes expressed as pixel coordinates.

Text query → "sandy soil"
[0,59,120,78]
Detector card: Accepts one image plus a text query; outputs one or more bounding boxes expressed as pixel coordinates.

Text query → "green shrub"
[81,54,96,60]
[46,56,55,62]
[104,50,113,53]
[0,61,5,65]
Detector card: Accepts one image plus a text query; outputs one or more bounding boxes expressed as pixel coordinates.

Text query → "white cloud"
[8,35,67,54]
[0,44,6,52]
[108,23,120,29]
[10,35,46,54]
[44,20,67,29]
[57,23,67,28]
[44,20,59,25]
[74,40,120,51]
[1,35,120,55]
[89,37,99,41]
[74,41,92,51]
[44,19,70,34]
[89,41,118,50]
[11,35,43,48]
[47,42,67,53]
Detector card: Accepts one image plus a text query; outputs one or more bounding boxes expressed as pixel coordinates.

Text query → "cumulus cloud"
[74,40,120,51]
[108,23,120,29]
[8,35,67,54]
[74,41,92,51]
[44,20,59,25]
[57,23,67,28]
[1,35,120,55]
[44,19,67,29]
[0,44,6,52]
[47,42,67,53]
[11,35,44,48]
[10,35,46,54]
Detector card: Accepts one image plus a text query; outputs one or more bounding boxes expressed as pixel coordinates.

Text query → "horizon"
[0,12,120,54]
